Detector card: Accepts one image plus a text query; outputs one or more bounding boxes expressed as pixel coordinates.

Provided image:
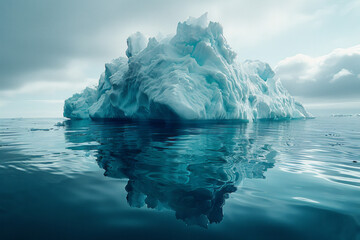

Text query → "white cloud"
[275,44,360,99]
[331,68,352,82]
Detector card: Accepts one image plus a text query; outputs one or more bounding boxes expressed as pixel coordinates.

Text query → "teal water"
[0,117,359,239]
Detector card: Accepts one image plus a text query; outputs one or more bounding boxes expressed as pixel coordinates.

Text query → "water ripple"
[0,117,359,233]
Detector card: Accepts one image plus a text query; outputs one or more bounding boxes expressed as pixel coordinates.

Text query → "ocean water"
[0,117,359,240]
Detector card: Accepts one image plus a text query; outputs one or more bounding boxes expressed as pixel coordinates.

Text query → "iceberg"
[64,87,97,119]
[64,13,310,121]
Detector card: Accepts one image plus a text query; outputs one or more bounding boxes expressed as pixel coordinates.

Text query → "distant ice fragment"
[331,114,353,117]
[54,121,65,127]
[30,128,51,131]
[64,14,310,121]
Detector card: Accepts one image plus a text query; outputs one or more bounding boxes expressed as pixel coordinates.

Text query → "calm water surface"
[0,117,359,239]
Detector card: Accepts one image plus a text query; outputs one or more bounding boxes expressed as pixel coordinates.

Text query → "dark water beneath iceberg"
[0,117,359,240]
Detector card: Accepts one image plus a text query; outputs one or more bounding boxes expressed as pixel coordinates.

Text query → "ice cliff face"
[64,13,310,121]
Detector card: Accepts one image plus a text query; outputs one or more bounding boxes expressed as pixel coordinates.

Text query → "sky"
[0,0,360,118]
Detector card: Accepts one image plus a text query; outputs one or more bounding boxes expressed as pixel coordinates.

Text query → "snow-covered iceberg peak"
[125,32,147,58]
[64,14,310,121]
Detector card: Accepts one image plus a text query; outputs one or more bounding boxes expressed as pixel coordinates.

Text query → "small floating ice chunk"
[54,121,65,127]
[30,128,52,131]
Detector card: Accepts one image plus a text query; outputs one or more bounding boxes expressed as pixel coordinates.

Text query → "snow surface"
[64,13,310,121]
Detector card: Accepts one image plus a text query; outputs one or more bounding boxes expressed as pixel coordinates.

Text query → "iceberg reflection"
[64,120,278,227]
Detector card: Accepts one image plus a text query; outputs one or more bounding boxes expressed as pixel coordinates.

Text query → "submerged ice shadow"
[64,120,279,227]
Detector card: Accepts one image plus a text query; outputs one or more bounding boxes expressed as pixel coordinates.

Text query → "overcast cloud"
[0,0,360,117]
[276,45,360,99]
